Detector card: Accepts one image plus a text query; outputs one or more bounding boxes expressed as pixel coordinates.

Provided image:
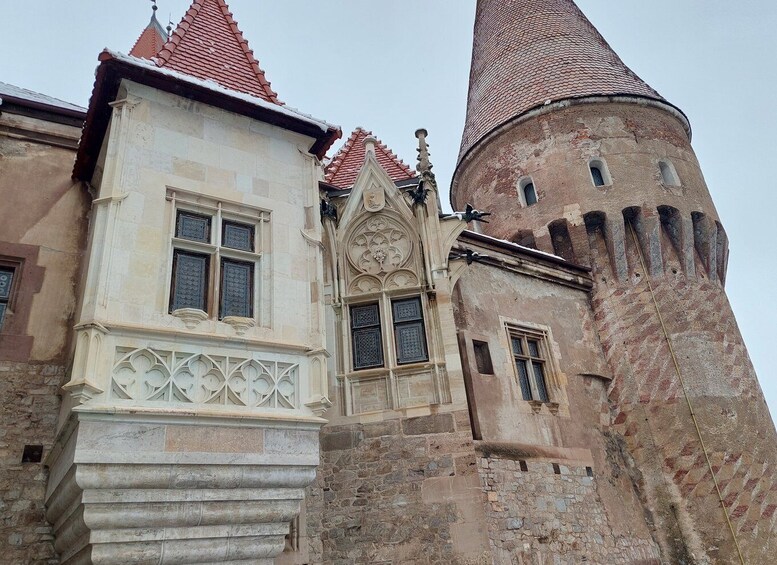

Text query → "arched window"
[659,160,680,186]
[524,182,537,206]
[588,158,611,187]
[519,177,537,206]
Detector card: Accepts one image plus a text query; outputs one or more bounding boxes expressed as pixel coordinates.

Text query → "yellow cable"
[627,222,745,565]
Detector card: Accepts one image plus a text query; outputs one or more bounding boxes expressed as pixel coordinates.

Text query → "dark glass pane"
[176,211,211,243]
[395,321,428,364]
[524,183,537,205]
[0,268,14,300]
[351,304,380,328]
[171,251,208,311]
[392,297,422,322]
[533,362,550,402]
[353,327,384,369]
[591,167,605,187]
[527,339,540,358]
[220,259,253,318]
[511,337,523,356]
[223,221,254,251]
[516,360,532,400]
[0,303,6,328]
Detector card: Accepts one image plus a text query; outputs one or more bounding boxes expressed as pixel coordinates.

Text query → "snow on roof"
[0,80,86,114]
[103,50,338,133]
[460,229,564,261]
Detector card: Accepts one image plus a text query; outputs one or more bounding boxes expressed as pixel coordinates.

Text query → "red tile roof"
[458,0,668,163]
[324,128,416,189]
[129,12,168,60]
[154,0,280,104]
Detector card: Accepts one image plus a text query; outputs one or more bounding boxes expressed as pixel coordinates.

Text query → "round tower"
[452,1,777,563]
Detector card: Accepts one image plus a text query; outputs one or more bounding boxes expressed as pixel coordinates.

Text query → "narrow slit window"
[473,340,494,374]
[523,182,537,206]
[659,160,680,187]
[392,297,429,365]
[590,166,605,187]
[351,303,384,370]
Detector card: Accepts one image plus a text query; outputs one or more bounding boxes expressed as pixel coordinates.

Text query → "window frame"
[348,293,430,373]
[658,159,681,187]
[518,176,538,207]
[166,190,267,325]
[0,263,18,331]
[507,326,553,403]
[588,158,612,187]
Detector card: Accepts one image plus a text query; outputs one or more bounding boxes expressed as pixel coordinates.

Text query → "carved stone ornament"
[172,308,209,330]
[363,182,385,213]
[222,316,257,336]
[348,216,412,276]
[111,347,298,409]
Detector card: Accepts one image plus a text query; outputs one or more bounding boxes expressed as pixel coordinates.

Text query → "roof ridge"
[153,0,280,104]
[129,12,168,60]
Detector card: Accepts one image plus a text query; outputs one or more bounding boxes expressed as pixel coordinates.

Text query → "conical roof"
[325,128,416,189]
[129,9,168,60]
[154,0,280,104]
[458,0,667,163]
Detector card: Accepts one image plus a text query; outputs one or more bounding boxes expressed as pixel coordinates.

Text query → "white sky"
[1,1,775,418]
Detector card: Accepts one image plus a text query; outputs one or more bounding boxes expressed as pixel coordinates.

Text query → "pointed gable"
[155,0,280,104]
[325,128,416,189]
[129,12,168,60]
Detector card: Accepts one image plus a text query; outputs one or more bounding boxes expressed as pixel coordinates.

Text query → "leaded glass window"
[176,211,211,243]
[220,259,253,318]
[0,267,14,329]
[170,251,209,311]
[351,303,383,370]
[510,331,550,402]
[222,221,254,252]
[392,297,428,365]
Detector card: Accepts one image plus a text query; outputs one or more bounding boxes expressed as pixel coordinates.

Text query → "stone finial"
[415,128,432,174]
[363,135,377,158]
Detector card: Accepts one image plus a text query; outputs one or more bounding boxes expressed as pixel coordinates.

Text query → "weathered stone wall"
[478,456,660,564]
[0,363,64,565]
[295,412,491,565]
[0,109,87,564]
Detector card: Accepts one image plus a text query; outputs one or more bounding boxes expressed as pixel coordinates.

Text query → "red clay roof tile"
[325,128,416,189]
[459,0,667,163]
[129,12,168,60]
[154,0,280,104]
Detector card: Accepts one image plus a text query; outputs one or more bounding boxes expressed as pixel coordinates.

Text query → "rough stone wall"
[478,456,660,564]
[0,363,64,565]
[299,412,491,565]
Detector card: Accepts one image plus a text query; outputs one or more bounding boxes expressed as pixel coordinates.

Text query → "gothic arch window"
[659,159,680,187]
[519,177,538,206]
[588,158,611,187]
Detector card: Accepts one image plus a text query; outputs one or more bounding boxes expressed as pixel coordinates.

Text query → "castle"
[0,0,775,563]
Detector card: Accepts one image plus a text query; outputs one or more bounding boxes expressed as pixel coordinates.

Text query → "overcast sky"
[2,1,775,418]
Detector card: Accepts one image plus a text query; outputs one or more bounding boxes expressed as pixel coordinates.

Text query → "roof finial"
[151,0,158,14]
[167,14,173,39]
[363,135,377,158]
[415,128,432,174]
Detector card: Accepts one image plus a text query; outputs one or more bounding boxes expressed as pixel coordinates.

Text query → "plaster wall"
[0,114,88,564]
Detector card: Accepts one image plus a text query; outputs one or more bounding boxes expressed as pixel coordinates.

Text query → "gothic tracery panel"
[347,216,413,276]
[111,347,297,409]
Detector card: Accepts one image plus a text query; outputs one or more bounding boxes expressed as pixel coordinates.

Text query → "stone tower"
[451,1,777,563]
